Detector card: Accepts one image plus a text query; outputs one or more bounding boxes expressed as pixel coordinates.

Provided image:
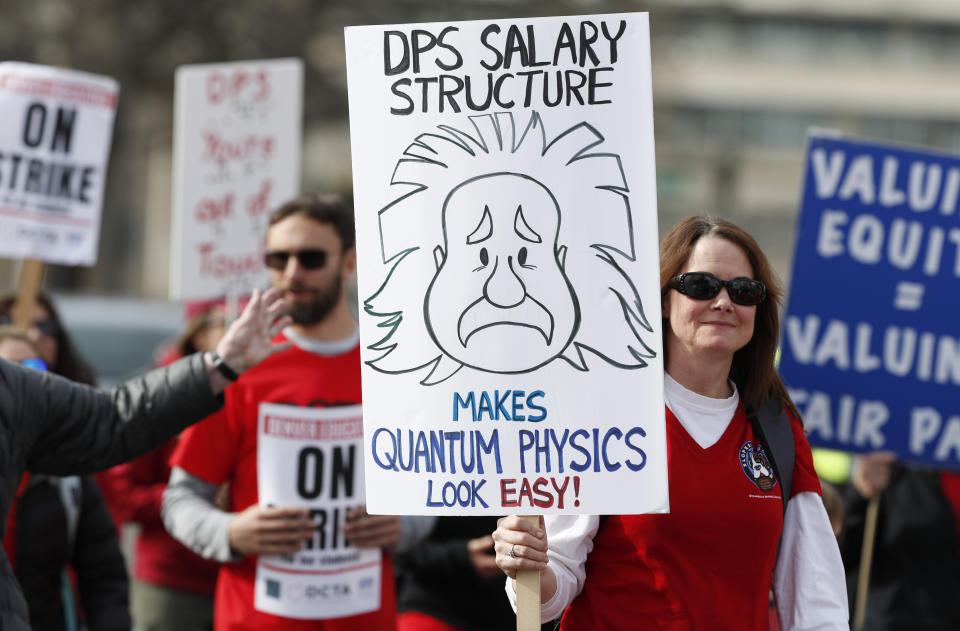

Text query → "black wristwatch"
[209,350,240,382]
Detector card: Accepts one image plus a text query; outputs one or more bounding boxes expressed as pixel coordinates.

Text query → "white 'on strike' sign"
[0,62,118,266]
[255,403,381,620]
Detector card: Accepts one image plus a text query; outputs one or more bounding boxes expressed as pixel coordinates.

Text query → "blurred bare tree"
[0,0,636,294]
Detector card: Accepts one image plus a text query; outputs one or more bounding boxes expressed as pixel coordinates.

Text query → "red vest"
[559,404,819,631]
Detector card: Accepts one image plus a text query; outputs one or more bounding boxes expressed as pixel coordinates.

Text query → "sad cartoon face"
[424,173,580,373]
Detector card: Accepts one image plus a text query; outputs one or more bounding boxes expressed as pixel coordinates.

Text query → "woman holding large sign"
[493,217,848,629]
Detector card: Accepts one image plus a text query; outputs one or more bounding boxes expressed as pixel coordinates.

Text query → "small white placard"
[255,403,381,619]
[0,62,118,265]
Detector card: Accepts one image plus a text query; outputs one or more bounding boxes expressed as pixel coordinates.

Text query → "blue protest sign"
[780,131,960,469]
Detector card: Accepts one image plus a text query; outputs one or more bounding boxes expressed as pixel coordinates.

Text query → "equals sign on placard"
[893,282,924,310]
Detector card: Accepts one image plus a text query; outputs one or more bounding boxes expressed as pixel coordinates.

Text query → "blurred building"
[2,0,960,296]
[650,0,960,276]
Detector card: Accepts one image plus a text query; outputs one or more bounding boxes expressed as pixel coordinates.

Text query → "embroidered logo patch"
[739,441,777,492]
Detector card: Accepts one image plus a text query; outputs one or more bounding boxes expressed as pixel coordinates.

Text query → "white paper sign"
[0,62,118,265]
[255,403,381,620]
[171,58,303,301]
[345,13,668,516]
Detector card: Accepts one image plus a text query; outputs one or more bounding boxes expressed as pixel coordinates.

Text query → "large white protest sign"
[255,403,381,619]
[0,62,118,265]
[171,58,302,301]
[345,13,667,515]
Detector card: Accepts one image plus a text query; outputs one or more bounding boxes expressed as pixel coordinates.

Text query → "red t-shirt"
[559,403,821,631]
[170,336,395,631]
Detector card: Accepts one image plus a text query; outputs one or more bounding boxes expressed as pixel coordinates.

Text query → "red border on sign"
[263,416,364,441]
[0,206,92,227]
[0,74,117,108]
[258,560,380,576]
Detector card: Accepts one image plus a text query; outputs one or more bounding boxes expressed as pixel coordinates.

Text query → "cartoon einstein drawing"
[365,110,656,384]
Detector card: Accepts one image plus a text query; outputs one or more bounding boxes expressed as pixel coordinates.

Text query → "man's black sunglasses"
[0,315,60,337]
[669,272,766,306]
[264,249,328,271]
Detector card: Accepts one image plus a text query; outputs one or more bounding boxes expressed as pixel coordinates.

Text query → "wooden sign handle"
[516,514,541,631]
[11,259,45,329]
[853,495,880,630]
[225,286,240,325]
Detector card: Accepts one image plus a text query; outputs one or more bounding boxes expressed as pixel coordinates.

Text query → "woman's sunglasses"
[669,272,766,306]
[0,315,60,337]
[263,249,328,271]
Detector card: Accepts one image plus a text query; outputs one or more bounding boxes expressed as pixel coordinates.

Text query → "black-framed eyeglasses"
[669,272,766,306]
[263,249,328,271]
[0,315,60,337]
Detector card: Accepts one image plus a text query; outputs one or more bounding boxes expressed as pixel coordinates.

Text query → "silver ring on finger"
[509,544,517,559]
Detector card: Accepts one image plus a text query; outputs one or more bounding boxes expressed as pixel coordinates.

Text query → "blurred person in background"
[179,303,228,356]
[0,286,290,631]
[151,302,228,367]
[0,291,98,386]
[492,216,848,630]
[2,292,112,505]
[394,516,517,631]
[99,303,228,631]
[0,327,131,631]
[820,480,844,539]
[840,451,960,630]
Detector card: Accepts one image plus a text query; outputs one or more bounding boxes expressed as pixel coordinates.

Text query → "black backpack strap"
[746,399,795,515]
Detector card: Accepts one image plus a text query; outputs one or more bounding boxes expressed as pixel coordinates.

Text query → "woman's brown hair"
[176,305,226,357]
[0,291,97,386]
[659,216,798,418]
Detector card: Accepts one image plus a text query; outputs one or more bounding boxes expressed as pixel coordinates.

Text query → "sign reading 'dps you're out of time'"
[170,58,302,301]
[345,13,667,516]
[781,132,960,469]
[0,62,118,266]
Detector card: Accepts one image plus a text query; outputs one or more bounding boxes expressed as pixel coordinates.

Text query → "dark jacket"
[13,475,129,631]
[0,354,221,631]
[840,466,960,631]
[396,516,517,631]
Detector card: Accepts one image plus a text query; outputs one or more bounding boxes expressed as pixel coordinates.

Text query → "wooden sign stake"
[225,283,240,326]
[516,514,541,631]
[11,259,45,329]
[853,495,880,630]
